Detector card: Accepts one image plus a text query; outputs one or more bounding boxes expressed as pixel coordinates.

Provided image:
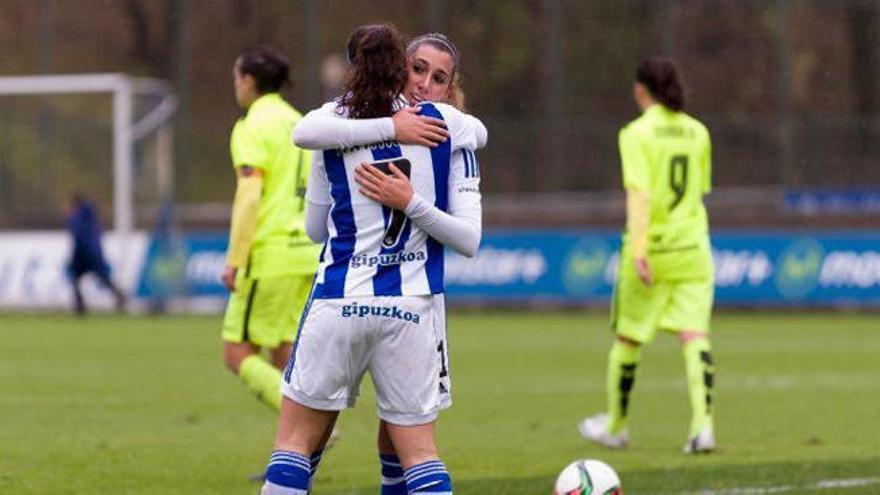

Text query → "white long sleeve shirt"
[303,101,484,299]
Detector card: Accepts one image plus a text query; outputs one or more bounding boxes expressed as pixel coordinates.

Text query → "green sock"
[606,340,641,434]
[682,338,715,437]
[238,355,282,412]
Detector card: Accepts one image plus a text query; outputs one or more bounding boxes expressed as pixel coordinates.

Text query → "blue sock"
[380,453,406,495]
[404,460,452,494]
[263,449,311,495]
[309,448,324,486]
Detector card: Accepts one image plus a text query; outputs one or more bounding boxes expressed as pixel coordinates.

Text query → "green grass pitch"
[1,311,878,494]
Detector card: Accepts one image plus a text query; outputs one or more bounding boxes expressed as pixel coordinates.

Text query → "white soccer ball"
[553,459,623,495]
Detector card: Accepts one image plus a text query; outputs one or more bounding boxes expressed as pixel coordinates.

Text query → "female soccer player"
[293,32,486,152]
[291,31,483,494]
[578,57,716,454]
[261,24,484,495]
[220,45,321,414]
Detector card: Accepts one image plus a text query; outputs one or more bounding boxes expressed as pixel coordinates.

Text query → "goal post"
[0,73,176,241]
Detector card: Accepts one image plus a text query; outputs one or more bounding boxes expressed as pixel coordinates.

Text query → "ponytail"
[635,57,686,112]
[341,24,407,119]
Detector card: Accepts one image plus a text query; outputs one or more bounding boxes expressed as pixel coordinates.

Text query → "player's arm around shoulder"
[291,101,348,149]
[392,106,450,148]
[425,102,489,150]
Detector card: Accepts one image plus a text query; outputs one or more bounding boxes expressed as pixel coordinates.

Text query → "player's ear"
[238,73,257,98]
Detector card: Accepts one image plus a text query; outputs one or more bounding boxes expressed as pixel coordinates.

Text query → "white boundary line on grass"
[684,476,880,495]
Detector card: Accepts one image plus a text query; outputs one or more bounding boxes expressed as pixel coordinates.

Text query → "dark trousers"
[70,268,126,315]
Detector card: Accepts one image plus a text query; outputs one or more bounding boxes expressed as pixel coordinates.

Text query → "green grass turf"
[1,311,878,494]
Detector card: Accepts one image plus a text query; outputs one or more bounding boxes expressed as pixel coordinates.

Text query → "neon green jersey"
[230,93,320,278]
[619,104,712,250]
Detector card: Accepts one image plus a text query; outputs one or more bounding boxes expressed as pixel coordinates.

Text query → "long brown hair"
[340,24,407,119]
[635,57,686,112]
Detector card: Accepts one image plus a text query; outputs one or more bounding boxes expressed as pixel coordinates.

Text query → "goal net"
[0,74,176,310]
[0,73,176,234]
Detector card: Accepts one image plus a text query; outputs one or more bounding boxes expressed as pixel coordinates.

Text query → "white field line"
[548,373,878,395]
[678,476,880,495]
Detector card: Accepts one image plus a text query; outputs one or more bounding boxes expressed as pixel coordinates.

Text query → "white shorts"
[281,294,451,426]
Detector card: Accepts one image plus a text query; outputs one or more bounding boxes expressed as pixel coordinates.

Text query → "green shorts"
[611,244,714,344]
[222,272,314,348]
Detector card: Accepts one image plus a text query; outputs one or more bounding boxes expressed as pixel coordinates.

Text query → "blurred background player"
[65,193,127,316]
[292,30,483,495]
[578,57,716,454]
[262,23,485,495]
[221,45,321,417]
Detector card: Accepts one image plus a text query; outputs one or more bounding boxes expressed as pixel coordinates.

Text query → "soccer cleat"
[683,428,715,454]
[577,413,629,449]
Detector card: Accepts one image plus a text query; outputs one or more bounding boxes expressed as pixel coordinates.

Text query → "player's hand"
[355,162,414,211]
[392,106,448,147]
[221,265,238,292]
[635,256,653,286]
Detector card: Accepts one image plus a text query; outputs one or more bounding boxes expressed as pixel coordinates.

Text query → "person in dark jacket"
[66,194,126,315]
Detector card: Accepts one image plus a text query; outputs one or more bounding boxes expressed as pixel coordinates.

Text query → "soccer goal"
[0,73,176,240]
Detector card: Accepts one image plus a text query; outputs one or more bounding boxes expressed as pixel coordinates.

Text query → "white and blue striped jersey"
[305,101,483,299]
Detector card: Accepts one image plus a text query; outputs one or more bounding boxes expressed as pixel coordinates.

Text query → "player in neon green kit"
[579,57,716,453]
[221,45,320,414]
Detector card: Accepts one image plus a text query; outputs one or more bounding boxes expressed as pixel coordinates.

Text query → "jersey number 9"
[669,155,689,211]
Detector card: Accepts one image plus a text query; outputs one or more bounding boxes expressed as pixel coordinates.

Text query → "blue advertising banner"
[138,230,880,306]
[785,188,880,215]
[444,231,617,302]
[136,232,227,299]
